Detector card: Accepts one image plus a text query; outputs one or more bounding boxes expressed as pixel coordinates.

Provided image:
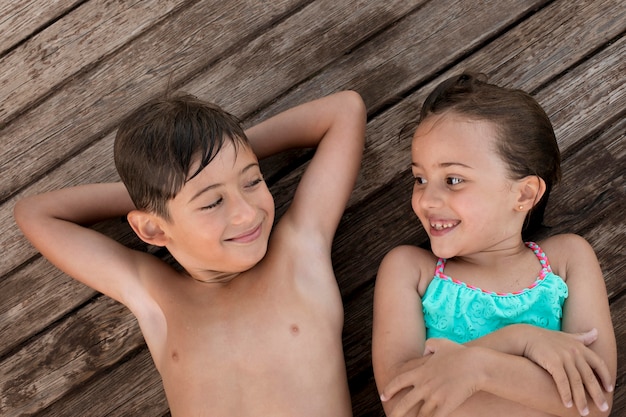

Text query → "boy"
[14,91,366,416]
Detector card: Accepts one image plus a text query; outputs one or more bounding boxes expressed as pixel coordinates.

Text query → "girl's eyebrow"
[411,161,473,169]
[188,163,260,203]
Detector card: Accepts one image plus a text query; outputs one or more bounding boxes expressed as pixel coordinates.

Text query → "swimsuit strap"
[434,241,553,294]
[525,241,552,279]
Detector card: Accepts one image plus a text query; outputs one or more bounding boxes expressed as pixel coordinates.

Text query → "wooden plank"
[36,349,168,417]
[0,297,143,415]
[0,0,309,203]
[0,0,187,125]
[250,0,626,123]
[182,0,423,118]
[260,0,625,212]
[342,282,384,416]
[0,219,144,357]
[542,118,626,299]
[0,0,79,55]
[250,0,549,122]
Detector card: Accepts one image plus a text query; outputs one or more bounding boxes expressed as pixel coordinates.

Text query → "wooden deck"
[0,0,624,415]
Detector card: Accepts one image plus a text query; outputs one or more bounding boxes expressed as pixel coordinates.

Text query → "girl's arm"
[546,234,617,414]
[372,245,432,417]
[373,241,614,417]
[383,336,610,417]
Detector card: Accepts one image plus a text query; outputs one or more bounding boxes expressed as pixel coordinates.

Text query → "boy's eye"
[413,176,427,185]
[446,177,463,186]
[202,197,223,210]
[246,177,264,188]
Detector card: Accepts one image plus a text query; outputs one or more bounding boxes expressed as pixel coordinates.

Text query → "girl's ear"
[127,210,168,247]
[516,175,547,211]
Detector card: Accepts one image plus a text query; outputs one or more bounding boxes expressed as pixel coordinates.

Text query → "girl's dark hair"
[114,92,249,219]
[420,72,561,237]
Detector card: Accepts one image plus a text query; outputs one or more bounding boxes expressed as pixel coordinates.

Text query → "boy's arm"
[14,183,154,306]
[245,91,366,246]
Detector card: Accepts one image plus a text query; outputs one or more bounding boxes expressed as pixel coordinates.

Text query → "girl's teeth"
[432,223,454,230]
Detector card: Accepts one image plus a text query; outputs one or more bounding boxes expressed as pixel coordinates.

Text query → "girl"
[372,73,616,417]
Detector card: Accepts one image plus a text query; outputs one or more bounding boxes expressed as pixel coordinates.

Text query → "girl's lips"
[227,224,262,243]
[428,220,460,237]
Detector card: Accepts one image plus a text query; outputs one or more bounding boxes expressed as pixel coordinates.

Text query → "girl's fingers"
[381,370,416,402]
[577,355,610,413]
[570,328,598,346]
[584,349,614,393]
[389,388,422,417]
[548,365,574,409]
[564,361,589,416]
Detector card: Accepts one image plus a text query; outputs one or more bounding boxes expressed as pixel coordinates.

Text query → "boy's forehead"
[182,142,258,190]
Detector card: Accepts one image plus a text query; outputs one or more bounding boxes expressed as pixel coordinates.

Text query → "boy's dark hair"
[114,92,249,219]
[419,72,561,237]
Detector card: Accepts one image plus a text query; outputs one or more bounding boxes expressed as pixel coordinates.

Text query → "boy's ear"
[127,210,168,247]
[516,175,546,211]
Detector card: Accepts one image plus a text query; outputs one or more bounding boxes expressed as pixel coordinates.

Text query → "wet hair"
[114,92,249,219]
[419,72,561,237]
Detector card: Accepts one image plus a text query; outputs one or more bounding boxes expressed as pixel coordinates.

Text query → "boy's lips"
[227,224,263,243]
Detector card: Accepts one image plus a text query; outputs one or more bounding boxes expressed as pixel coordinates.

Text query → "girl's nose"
[415,183,443,210]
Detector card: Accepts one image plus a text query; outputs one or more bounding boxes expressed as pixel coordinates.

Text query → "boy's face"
[160,141,275,281]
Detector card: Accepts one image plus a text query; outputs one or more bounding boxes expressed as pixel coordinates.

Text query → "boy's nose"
[230,193,256,224]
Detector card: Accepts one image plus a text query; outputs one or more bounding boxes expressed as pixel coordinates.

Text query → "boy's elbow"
[345,90,367,121]
[13,197,30,229]
[14,195,46,233]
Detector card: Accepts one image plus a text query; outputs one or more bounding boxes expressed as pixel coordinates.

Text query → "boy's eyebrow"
[188,163,260,203]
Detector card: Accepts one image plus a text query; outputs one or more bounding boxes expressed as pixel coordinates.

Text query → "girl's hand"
[380,338,482,417]
[522,327,613,415]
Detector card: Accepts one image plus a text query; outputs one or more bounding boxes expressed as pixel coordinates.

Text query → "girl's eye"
[413,176,427,185]
[202,197,223,210]
[447,177,463,186]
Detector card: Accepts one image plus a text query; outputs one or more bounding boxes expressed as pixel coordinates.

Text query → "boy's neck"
[186,270,243,286]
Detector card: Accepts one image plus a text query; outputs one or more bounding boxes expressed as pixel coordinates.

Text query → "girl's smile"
[411,112,523,259]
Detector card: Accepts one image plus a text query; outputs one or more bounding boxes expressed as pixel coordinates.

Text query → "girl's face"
[410,112,524,259]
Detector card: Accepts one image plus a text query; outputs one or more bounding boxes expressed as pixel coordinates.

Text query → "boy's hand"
[522,327,612,415]
[381,339,481,417]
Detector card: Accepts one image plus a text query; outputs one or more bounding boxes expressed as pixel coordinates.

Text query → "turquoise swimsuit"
[422,242,568,344]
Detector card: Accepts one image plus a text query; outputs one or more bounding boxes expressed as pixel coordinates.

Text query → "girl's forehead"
[411,114,506,170]
[413,114,497,149]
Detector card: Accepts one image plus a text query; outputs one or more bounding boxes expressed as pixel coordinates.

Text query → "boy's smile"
[160,140,275,282]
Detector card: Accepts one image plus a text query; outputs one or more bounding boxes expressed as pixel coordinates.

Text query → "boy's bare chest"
[155,286,348,416]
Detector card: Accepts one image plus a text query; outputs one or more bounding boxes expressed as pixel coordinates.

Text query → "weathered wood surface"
[0,0,624,415]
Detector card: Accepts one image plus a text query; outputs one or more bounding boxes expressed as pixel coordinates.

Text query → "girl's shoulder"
[537,233,597,280]
[378,245,438,294]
